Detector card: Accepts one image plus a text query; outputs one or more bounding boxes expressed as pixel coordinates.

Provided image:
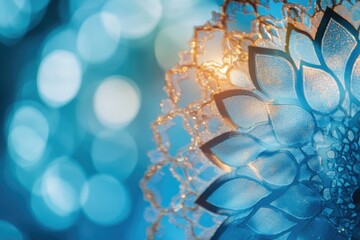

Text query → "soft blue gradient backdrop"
[0,0,221,239]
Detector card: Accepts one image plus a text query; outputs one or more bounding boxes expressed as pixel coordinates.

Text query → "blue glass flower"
[196,8,360,239]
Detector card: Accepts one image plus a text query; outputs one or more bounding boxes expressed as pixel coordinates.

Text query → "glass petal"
[350,54,360,102]
[276,232,291,240]
[213,224,265,240]
[297,218,338,239]
[271,184,321,219]
[250,152,297,187]
[287,26,319,68]
[247,207,296,235]
[249,47,297,102]
[201,132,266,169]
[226,209,253,224]
[229,67,255,90]
[196,175,270,214]
[247,124,281,147]
[315,9,357,86]
[267,104,315,146]
[214,90,268,129]
[301,64,340,113]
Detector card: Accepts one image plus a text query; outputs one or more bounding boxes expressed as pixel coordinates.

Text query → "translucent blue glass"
[197,8,360,239]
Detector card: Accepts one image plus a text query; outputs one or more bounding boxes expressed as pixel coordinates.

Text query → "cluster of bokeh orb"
[0,0,221,239]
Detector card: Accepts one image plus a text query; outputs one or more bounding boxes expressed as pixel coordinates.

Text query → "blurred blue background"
[0,0,222,239]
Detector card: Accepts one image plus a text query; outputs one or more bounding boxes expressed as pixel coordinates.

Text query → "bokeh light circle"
[77,12,121,64]
[91,130,138,180]
[41,27,78,58]
[0,1,31,41]
[31,180,78,230]
[155,24,193,70]
[41,157,87,217]
[37,50,82,108]
[103,0,162,39]
[68,0,106,18]
[81,175,131,225]
[0,221,23,240]
[161,0,196,19]
[0,0,50,43]
[7,104,49,168]
[93,76,141,129]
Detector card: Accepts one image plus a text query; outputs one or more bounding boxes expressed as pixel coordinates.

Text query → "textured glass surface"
[351,56,360,102]
[143,1,360,239]
[203,133,266,168]
[254,54,297,101]
[301,64,340,113]
[221,94,268,129]
[321,19,356,86]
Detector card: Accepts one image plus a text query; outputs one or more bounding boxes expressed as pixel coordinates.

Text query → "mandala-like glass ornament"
[142,1,360,239]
